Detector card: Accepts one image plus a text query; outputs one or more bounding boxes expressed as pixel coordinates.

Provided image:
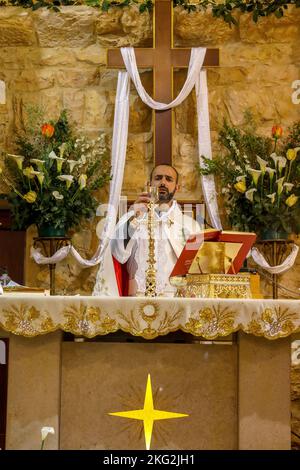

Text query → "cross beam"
[107,0,219,166]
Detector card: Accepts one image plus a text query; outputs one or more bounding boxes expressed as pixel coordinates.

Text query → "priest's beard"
[158,186,176,203]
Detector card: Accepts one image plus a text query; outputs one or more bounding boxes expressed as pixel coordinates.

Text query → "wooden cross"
[107,0,219,166]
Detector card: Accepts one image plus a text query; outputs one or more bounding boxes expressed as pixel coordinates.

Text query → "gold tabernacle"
[172,273,253,299]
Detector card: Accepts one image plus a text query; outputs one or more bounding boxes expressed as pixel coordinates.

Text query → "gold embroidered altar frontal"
[0,295,300,340]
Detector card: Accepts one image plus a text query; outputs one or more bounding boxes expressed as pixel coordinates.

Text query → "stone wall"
[0,5,299,294]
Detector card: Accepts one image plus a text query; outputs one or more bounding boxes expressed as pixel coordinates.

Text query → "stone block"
[174,7,238,46]
[56,67,100,88]
[240,6,300,44]
[75,44,107,66]
[0,11,36,47]
[96,6,152,47]
[33,7,96,48]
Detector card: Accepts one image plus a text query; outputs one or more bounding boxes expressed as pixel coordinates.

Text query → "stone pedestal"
[4,332,291,449]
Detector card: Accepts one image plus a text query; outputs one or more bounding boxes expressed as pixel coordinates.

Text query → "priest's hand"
[131,192,150,218]
[125,193,150,242]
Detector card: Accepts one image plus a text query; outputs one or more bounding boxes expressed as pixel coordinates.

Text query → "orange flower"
[41,123,55,138]
[271,125,283,139]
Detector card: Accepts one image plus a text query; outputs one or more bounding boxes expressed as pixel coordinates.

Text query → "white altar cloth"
[0,295,299,340]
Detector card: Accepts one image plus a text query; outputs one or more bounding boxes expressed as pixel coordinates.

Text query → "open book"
[170,229,257,278]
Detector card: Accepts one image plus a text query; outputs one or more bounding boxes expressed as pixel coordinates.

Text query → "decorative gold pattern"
[1,296,300,340]
[117,303,182,339]
[184,305,236,339]
[245,306,297,339]
[0,303,55,336]
[62,303,118,337]
[175,273,252,299]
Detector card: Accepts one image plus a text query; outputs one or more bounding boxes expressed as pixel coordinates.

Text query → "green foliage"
[3,0,153,12]
[174,1,299,26]
[1,0,298,24]
[198,114,300,237]
[284,121,300,150]
[0,107,111,232]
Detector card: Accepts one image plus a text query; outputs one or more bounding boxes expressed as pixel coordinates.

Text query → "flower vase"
[37,225,66,238]
[259,228,289,241]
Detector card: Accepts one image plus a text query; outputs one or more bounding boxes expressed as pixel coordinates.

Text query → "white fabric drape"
[0,80,5,104]
[251,245,299,274]
[196,70,222,230]
[93,71,130,295]
[121,47,205,109]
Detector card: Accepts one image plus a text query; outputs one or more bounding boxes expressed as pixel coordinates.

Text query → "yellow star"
[109,374,188,450]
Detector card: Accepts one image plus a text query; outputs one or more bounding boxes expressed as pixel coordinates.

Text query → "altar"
[0,295,295,450]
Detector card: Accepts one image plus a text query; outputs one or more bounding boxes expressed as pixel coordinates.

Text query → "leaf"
[253,9,259,22]
[274,8,284,18]
[101,0,110,11]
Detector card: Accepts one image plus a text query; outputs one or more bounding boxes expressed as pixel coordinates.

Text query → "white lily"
[68,160,80,173]
[236,175,246,182]
[49,151,65,172]
[267,193,276,204]
[41,426,55,450]
[57,174,74,189]
[41,426,55,442]
[52,191,64,200]
[30,158,45,170]
[248,168,262,186]
[49,150,58,160]
[8,154,24,170]
[78,174,87,190]
[266,167,276,179]
[277,156,287,173]
[256,156,268,174]
[81,154,86,165]
[276,177,285,195]
[58,142,67,158]
[271,153,282,168]
[32,170,45,186]
[283,183,294,192]
[245,188,257,202]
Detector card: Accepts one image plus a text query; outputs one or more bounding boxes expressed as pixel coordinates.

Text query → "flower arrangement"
[199,114,300,239]
[0,106,111,235]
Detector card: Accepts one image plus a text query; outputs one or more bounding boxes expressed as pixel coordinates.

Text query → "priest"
[111,164,200,296]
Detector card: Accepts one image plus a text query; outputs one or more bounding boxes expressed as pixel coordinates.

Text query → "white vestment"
[111,200,200,296]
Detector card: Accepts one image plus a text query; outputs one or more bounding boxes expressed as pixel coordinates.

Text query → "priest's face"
[151,165,179,203]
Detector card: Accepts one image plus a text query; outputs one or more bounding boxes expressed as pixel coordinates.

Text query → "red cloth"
[112,256,129,296]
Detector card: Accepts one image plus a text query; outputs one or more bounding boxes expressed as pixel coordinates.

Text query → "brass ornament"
[145,186,159,297]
